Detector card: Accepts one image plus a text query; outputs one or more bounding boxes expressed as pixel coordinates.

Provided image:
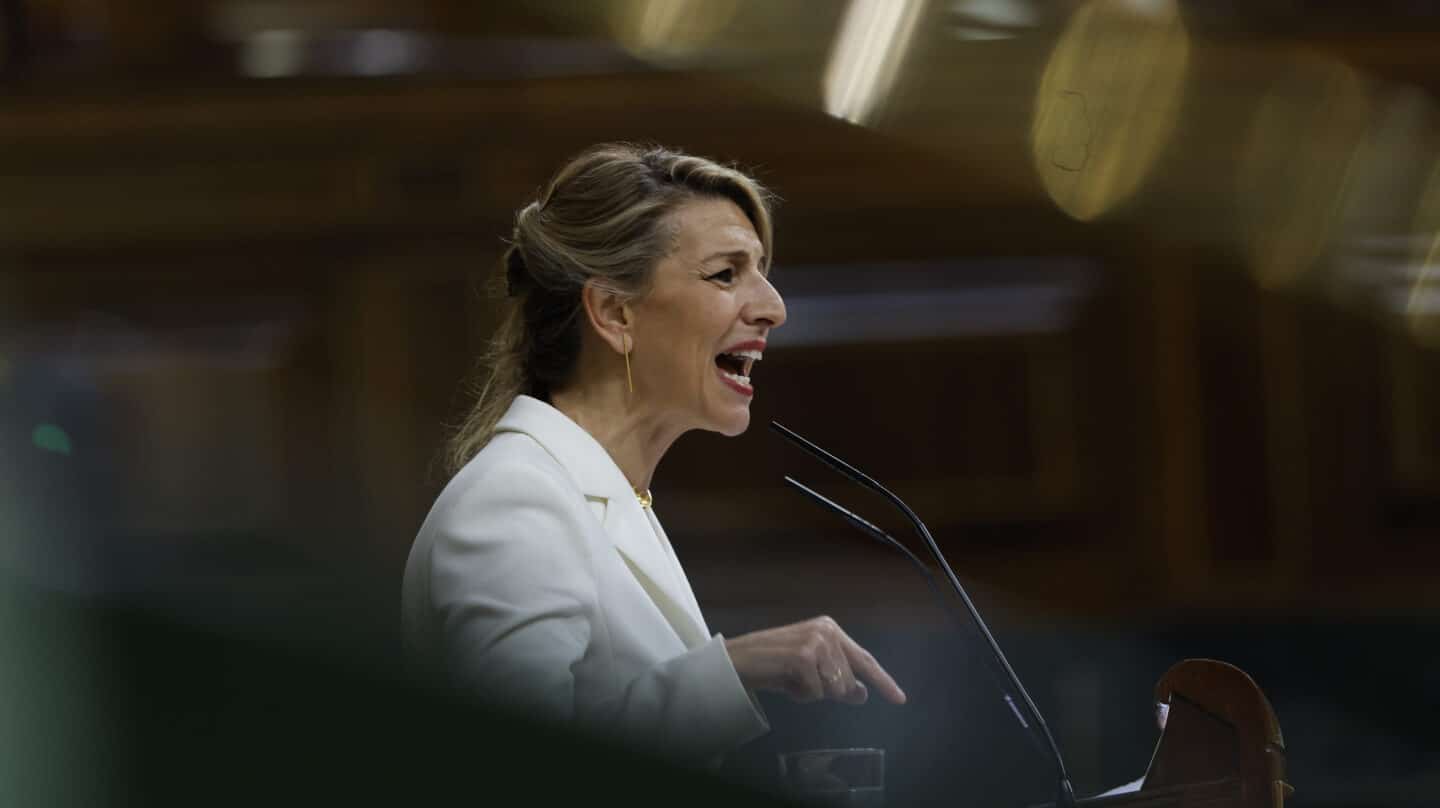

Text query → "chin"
[709,408,751,437]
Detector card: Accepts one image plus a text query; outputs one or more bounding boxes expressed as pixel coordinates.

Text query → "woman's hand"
[724,616,906,706]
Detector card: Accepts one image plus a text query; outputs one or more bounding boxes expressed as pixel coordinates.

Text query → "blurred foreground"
[2,2,1439,806]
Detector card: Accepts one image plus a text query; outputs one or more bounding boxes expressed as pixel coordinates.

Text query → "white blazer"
[401,395,768,760]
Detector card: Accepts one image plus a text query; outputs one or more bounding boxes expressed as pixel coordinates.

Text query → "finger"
[834,667,868,705]
[831,648,869,705]
[833,668,868,705]
[789,659,826,704]
[810,618,867,704]
[848,680,870,704]
[839,635,906,705]
[819,648,866,705]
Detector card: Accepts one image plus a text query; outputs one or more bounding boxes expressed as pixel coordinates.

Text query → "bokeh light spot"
[1407,157,1440,347]
[1031,0,1190,221]
[32,424,73,456]
[1237,55,1370,289]
[609,0,741,62]
[823,0,928,125]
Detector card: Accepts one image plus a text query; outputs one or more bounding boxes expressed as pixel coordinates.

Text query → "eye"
[703,267,736,284]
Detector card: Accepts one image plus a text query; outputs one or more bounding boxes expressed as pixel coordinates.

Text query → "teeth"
[722,349,763,361]
[719,369,751,386]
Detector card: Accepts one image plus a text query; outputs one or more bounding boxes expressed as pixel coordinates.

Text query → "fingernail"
[851,682,869,703]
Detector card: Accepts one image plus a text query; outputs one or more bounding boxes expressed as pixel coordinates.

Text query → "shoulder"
[423,432,587,532]
[407,432,602,619]
[401,431,602,668]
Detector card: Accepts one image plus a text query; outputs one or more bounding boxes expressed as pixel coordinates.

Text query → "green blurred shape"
[31,424,73,456]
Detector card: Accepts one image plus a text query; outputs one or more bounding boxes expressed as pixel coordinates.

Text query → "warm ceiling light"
[1406,159,1440,346]
[610,0,740,62]
[823,0,928,125]
[950,0,1039,28]
[1031,0,1189,221]
[241,29,307,78]
[1237,56,1370,288]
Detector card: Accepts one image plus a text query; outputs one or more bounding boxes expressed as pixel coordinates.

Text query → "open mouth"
[714,349,760,391]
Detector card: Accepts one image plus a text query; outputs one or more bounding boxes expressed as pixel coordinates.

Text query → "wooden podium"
[1074,659,1293,807]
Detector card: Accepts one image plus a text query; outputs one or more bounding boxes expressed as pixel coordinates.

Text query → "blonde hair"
[444,143,775,474]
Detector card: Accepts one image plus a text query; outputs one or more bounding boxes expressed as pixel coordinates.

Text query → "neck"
[549,378,684,494]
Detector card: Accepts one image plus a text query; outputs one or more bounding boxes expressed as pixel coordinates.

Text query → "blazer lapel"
[604,497,709,649]
[494,396,709,649]
[643,509,708,638]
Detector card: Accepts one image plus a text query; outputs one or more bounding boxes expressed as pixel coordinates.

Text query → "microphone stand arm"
[783,477,1055,764]
[773,422,1078,808]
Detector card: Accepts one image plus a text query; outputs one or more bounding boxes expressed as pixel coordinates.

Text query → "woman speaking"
[401,143,905,762]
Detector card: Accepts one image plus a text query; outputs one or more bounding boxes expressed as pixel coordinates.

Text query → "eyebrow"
[701,249,768,270]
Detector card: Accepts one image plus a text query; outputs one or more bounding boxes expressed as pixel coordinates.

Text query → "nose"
[745,274,787,329]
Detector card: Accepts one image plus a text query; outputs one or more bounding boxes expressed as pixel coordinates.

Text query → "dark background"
[2,2,1438,805]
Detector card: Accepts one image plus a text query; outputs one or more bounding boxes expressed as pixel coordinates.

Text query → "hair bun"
[503,243,530,297]
[504,202,545,297]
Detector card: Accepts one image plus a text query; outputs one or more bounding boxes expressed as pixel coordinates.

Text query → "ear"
[579,281,633,356]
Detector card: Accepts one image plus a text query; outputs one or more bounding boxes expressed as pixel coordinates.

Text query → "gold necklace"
[634,488,653,509]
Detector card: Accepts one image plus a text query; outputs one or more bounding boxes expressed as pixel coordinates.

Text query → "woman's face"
[630,196,786,437]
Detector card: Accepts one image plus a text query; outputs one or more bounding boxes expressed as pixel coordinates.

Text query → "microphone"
[772,421,1078,808]
[781,476,1042,740]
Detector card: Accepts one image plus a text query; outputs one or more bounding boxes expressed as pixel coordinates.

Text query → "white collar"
[495,394,639,508]
[493,395,708,647]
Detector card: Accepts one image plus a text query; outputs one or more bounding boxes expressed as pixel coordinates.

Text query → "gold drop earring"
[621,331,650,508]
[623,333,634,395]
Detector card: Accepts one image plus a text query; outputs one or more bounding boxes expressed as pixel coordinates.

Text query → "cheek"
[636,293,730,387]
[639,315,705,382]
